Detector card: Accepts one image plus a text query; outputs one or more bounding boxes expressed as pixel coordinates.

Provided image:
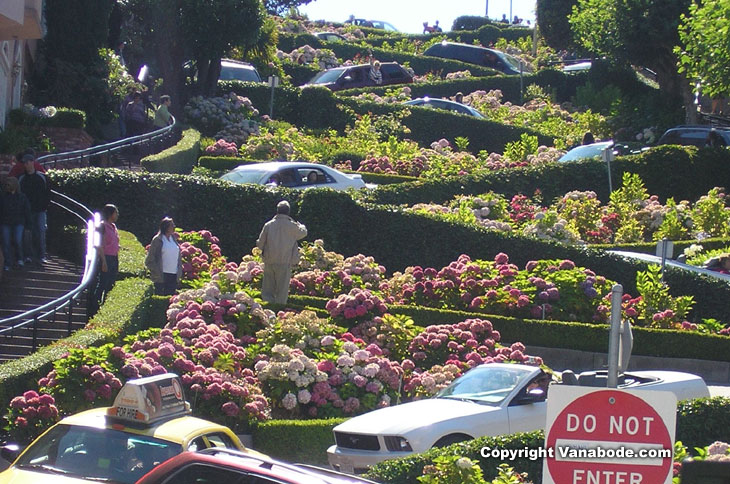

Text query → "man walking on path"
[18,154,51,264]
[256,201,307,304]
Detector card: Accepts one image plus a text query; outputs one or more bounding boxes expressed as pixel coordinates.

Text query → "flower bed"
[407,174,730,245]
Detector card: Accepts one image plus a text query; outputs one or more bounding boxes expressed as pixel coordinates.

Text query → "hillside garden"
[3,9,730,484]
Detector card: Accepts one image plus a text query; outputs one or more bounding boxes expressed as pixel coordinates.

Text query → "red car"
[135,448,378,484]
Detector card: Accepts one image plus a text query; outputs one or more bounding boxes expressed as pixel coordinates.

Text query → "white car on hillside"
[327,363,709,474]
[220,162,366,191]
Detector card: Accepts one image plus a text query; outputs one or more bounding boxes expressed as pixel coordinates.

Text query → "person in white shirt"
[145,217,182,295]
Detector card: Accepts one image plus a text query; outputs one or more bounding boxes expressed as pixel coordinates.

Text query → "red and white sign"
[543,386,676,484]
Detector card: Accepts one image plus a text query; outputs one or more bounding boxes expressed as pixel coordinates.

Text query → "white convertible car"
[220,162,367,191]
[327,363,709,474]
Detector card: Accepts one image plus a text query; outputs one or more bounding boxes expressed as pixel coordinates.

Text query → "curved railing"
[38,115,177,170]
[0,118,177,350]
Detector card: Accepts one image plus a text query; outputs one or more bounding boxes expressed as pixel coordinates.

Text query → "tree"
[30,0,116,133]
[569,0,695,120]
[124,0,265,107]
[536,0,579,51]
[263,0,313,15]
[676,0,730,101]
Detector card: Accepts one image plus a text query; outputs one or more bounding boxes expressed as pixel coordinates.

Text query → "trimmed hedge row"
[322,43,500,77]
[8,107,87,130]
[365,397,730,483]
[140,128,201,174]
[281,61,321,86]
[47,170,730,324]
[359,145,730,206]
[338,69,589,106]
[251,418,346,465]
[287,295,730,362]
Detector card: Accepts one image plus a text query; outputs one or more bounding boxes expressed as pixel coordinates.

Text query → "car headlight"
[384,436,412,452]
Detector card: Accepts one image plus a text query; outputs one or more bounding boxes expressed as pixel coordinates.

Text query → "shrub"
[251,418,346,465]
[451,16,493,31]
[38,107,87,129]
[140,128,201,174]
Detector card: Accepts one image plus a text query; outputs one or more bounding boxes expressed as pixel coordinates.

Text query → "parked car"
[346,18,398,31]
[304,62,413,91]
[562,61,592,72]
[218,59,262,82]
[135,448,377,484]
[423,41,531,75]
[558,140,645,162]
[403,97,485,118]
[220,162,367,191]
[657,125,730,147]
[327,362,709,474]
[314,32,348,42]
[0,374,262,484]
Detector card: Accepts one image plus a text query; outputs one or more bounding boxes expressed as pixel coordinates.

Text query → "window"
[381,65,405,79]
[204,433,237,449]
[164,464,249,484]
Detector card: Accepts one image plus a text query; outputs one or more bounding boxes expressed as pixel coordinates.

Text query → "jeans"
[1,224,25,266]
[88,255,119,316]
[30,211,47,260]
[154,272,178,295]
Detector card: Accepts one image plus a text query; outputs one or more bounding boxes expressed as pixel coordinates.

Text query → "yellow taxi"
[0,373,262,484]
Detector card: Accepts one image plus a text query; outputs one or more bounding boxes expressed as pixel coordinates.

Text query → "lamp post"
[485,0,489,17]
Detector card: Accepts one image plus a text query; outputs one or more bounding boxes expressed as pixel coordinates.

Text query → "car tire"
[432,434,471,448]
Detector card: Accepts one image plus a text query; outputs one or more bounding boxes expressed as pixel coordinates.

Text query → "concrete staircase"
[0,255,88,362]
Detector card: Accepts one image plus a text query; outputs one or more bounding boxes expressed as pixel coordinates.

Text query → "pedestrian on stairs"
[19,154,51,264]
[1,177,31,271]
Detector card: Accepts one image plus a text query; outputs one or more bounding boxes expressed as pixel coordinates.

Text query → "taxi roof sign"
[107,373,190,425]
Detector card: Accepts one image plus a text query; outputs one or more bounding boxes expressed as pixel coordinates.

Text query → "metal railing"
[0,193,100,350]
[0,118,177,351]
[38,115,177,170]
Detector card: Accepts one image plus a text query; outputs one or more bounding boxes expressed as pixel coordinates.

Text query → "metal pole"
[607,284,623,388]
[269,81,275,118]
[485,0,489,17]
[605,152,613,193]
[660,238,668,282]
[510,0,513,23]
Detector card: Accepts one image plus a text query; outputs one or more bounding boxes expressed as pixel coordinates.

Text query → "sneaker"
[24,257,32,263]
[3,266,9,272]
[17,260,24,267]
[41,257,49,264]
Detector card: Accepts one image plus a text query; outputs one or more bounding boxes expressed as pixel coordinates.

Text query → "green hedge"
[323,43,499,77]
[360,145,730,206]
[140,128,201,174]
[251,418,346,465]
[39,108,87,129]
[338,69,589,105]
[48,169,730,323]
[365,397,730,483]
[276,32,323,53]
[281,61,321,86]
[217,81,303,123]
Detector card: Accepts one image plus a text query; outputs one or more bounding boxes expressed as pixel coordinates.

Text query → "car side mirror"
[1,443,22,463]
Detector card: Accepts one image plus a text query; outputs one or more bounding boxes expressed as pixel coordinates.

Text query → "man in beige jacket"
[256,200,307,304]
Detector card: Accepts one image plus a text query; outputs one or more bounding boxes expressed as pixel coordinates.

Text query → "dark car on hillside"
[423,41,531,75]
[304,62,413,91]
[657,125,730,147]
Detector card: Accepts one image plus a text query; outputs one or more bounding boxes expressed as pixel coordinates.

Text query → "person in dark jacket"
[1,177,31,271]
[8,150,46,178]
[19,154,51,264]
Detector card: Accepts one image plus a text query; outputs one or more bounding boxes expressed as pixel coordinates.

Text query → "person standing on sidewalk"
[18,154,51,264]
[1,177,31,271]
[256,201,307,304]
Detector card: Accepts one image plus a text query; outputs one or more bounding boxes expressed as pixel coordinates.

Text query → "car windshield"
[309,68,345,84]
[220,169,268,184]
[220,66,260,82]
[498,52,527,72]
[14,424,182,484]
[559,142,614,162]
[436,365,534,405]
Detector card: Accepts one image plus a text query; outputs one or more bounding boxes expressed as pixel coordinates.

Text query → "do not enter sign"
[543,386,676,484]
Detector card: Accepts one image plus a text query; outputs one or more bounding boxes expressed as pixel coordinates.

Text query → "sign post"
[268,75,280,118]
[543,386,676,484]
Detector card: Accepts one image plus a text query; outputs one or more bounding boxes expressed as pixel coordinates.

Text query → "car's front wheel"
[432,433,472,448]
